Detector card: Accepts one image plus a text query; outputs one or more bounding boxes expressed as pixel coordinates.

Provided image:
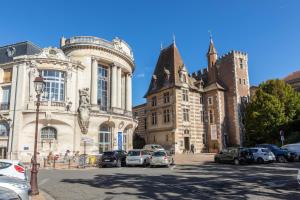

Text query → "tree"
[245,79,300,146]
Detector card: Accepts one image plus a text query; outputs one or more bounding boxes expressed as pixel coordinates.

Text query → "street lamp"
[30,75,45,195]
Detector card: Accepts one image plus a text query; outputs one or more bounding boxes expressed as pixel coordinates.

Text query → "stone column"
[111,64,117,108]
[117,67,122,108]
[91,58,98,105]
[125,73,132,111]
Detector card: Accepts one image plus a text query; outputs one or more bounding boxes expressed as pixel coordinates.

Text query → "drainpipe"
[10,64,19,159]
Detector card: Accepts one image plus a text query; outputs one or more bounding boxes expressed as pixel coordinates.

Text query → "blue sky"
[0,0,299,106]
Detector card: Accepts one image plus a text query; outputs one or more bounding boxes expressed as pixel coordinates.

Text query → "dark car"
[256,144,295,162]
[214,147,254,165]
[99,150,127,167]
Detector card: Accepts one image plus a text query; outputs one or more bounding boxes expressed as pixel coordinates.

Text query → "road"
[38,162,300,200]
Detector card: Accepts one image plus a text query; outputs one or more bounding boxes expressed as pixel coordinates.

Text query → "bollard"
[53,159,56,169]
[68,159,71,169]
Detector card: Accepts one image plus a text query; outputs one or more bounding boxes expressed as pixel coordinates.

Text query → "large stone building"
[133,38,250,153]
[0,36,137,161]
[284,71,300,92]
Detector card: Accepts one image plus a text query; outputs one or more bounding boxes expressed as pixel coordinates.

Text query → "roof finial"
[208,30,213,41]
[160,42,163,50]
[172,33,176,45]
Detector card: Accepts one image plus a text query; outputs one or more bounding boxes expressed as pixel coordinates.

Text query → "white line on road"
[170,165,176,170]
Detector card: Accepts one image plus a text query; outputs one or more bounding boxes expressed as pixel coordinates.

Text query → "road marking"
[170,165,176,170]
[39,178,49,186]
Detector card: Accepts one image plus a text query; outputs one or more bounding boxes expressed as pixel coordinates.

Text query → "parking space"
[38,161,300,200]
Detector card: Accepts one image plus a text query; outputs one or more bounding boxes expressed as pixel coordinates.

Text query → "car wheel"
[277,155,286,163]
[257,157,264,164]
[234,158,240,165]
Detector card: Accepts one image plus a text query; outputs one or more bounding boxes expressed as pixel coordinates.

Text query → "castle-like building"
[133,38,250,153]
[0,36,137,161]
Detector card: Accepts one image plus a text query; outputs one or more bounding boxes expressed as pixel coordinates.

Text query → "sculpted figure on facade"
[78,88,91,134]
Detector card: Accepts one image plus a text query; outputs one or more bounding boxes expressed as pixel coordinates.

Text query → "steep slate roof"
[145,43,184,97]
[0,41,41,64]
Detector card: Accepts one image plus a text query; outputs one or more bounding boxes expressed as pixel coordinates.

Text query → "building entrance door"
[184,137,190,152]
[0,147,7,159]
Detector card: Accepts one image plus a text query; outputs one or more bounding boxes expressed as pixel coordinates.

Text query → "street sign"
[81,137,93,144]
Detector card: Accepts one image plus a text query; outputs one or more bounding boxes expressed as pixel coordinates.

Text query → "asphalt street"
[38,162,300,200]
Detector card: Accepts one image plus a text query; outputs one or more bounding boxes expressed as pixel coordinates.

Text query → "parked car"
[214,147,254,165]
[0,186,21,200]
[282,143,300,161]
[0,175,31,200]
[249,148,276,164]
[143,144,164,152]
[99,150,127,167]
[150,151,173,167]
[0,160,27,180]
[256,144,295,162]
[126,149,152,167]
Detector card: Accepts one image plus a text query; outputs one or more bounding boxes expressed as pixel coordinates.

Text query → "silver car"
[282,143,300,161]
[126,150,151,167]
[0,186,20,200]
[150,151,174,167]
[143,144,164,152]
[0,175,31,200]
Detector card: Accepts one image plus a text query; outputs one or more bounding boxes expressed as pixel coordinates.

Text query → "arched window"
[41,127,57,140]
[0,123,8,136]
[99,124,111,153]
[41,70,65,102]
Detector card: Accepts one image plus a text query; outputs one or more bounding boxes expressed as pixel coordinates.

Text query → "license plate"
[105,160,110,162]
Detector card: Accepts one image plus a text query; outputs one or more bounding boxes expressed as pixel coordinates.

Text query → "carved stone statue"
[78,88,91,134]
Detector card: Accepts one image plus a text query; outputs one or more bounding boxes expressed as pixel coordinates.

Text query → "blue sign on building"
[118,132,123,150]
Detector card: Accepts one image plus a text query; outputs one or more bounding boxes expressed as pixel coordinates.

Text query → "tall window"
[42,70,65,102]
[41,127,57,140]
[164,92,170,103]
[99,124,111,153]
[183,108,189,122]
[239,58,243,69]
[209,110,214,124]
[97,65,108,111]
[163,109,170,123]
[3,69,12,83]
[144,118,147,130]
[200,111,204,123]
[182,89,189,101]
[152,96,157,107]
[0,123,8,136]
[152,112,157,125]
[208,97,213,105]
[1,86,11,110]
[200,95,203,104]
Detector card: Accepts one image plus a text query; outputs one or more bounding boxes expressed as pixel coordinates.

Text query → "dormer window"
[152,75,157,90]
[164,68,170,82]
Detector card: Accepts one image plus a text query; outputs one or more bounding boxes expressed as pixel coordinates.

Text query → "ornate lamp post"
[30,75,45,195]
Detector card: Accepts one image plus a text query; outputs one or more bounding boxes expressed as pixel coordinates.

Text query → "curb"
[40,190,56,200]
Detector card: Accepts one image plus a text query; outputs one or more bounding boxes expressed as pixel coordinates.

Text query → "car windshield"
[103,152,115,156]
[270,145,281,150]
[249,149,258,153]
[261,148,270,153]
[152,145,162,149]
[128,151,141,156]
[153,151,166,157]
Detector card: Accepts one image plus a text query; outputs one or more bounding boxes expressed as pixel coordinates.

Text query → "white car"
[143,144,165,152]
[249,148,276,163]
[126,150,152,167]
[282,143,300,161]
[0,160,27,180]
[0,175,31,200]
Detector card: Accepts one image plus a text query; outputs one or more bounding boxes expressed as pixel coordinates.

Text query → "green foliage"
[245,79,300,146]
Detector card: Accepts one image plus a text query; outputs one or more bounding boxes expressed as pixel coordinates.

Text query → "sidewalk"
[174,153,215,165]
